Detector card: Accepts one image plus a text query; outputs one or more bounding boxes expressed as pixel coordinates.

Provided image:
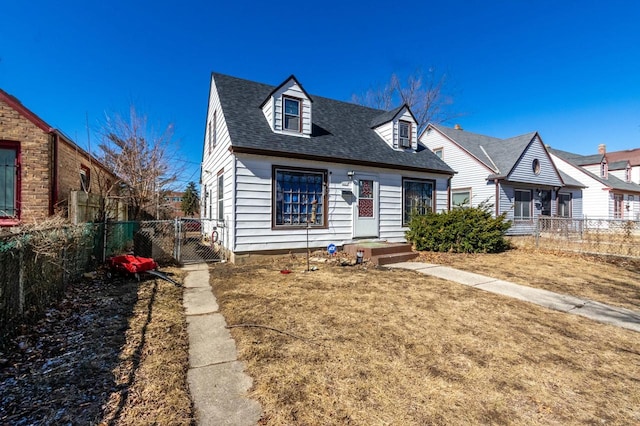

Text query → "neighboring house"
[602,146,640,184]
[200,73,454,261]
[550,146,640,220]
[421,124,584,235]
[0,88,122,227]
[162,191,186,218]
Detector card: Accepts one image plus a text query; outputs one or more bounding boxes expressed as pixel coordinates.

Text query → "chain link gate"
[103,219,224,264]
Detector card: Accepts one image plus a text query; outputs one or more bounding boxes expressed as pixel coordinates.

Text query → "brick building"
[0,88,121,226]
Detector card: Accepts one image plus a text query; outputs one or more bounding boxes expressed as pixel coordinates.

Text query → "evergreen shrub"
[405,202,511,253]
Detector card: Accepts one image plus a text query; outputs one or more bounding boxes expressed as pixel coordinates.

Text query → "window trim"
[282,96,302,133]
[0,140,21,222]
[557,192,572,218]
[514,189,533,221]
[601,160,608,178]
[451,187,472,209]
[272,165,328,229]
[80,165,91,192]
[398,120,412,149]
[433,147,444,159]
[217,169,224,222]
[212,110,217,148]
[613,193,624,219]
[402,177,435,226]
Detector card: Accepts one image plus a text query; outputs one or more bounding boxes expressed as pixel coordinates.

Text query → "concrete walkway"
[387,262,640,333]
[182,263,262,426]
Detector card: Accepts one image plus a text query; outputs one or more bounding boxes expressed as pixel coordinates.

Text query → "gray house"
[200,73,455,260]
[421,124,584,234]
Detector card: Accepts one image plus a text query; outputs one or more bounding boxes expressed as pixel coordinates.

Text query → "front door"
[353,176,379,238]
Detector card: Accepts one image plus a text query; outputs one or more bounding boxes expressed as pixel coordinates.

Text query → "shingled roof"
[551,148,640,193]
[430,124,537,177]
[211,73,454,175]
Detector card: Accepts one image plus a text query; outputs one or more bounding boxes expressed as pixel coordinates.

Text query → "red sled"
[108,255,158,277]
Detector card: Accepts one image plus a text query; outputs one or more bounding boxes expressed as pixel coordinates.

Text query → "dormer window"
[600,160,608,178]
[283,96,301,132]
[399,121,411,148]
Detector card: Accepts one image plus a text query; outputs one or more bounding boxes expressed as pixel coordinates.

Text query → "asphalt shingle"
[212,73,454,174]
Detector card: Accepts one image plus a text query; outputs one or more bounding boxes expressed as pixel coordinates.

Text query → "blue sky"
[2,0,639,188]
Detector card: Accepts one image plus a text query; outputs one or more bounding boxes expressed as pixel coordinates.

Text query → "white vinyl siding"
[232,155,450,252]
[373,107,418,150]
[421,127,495,208]
[551,153,609,219]
[270,79,312,136]
[373,121,395,148]
[202,74,235,250]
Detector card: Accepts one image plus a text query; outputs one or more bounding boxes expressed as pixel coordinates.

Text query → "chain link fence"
[103,219,224,264]
[535,217,640,258]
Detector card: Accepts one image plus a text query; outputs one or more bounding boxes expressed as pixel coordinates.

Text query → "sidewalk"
[182,263,262,426]
[386,262,640,333]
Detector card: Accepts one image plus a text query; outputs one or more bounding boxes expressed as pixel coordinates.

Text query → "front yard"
[212,249,640,425]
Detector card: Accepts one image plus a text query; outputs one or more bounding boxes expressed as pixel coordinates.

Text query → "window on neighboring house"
[0,142,20,219]
[614,193,623,219]
[217,171,224,222]
[274,167,326,227]
[283,97,301,132]
[626,165,631,182]
[80,165,90,192]
[403,178,434,225]
[558,193,572,217]
[433,148,443,159]
[514,189,532,220]
[600,160,608,178]
[451,188,471,208]
[208,120,212,153]
[399,121,411,148]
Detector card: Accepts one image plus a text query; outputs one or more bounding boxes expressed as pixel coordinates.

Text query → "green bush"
[405,202,511,253]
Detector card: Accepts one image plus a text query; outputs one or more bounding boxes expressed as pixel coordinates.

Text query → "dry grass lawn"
[416,244,640,311]
[211,250,640,425]
[101,268,194,425]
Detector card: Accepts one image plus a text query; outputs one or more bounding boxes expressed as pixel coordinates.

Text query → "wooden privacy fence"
[535,217,640,258]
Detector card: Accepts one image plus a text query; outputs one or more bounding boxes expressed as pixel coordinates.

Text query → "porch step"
[343,242,417,266]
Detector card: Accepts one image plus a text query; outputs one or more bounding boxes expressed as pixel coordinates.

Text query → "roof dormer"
[600,157,608,179]
[261,75,313,137]
[371,104,418,151]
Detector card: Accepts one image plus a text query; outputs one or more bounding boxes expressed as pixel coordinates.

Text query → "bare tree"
[98,106,182,220]
[352,68,459,133]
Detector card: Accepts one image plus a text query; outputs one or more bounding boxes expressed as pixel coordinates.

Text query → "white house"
[421,124,584,234]
[550,148,640,220]
[200,73,455,261]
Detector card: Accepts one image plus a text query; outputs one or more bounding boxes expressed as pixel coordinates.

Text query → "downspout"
[447,176,452,211]
[49,131,59,216]
[494,179,500,216]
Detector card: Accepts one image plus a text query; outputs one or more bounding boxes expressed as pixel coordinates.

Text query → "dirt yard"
[0,269,193,425]
[211,248,640,425]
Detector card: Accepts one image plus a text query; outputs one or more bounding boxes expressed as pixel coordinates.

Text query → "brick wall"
[0,98,51,223]
[1,98,119,224]
[57,139,118,216]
